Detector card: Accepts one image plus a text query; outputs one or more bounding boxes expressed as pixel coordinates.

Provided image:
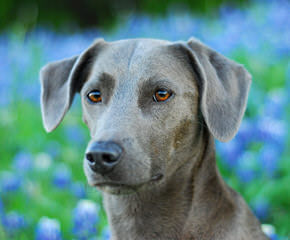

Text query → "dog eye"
[87,90,102,103]
[153,89,172,102]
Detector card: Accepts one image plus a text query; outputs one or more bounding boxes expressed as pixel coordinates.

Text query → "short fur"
[40,37,269,240]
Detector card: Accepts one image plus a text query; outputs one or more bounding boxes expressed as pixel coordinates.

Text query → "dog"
[40,37,269,240]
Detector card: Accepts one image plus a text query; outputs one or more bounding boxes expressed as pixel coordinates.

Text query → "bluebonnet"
[72,199,99,239]
[13,151,33,173]
[102,227,111,240]
[216,138,244,168]
[63,125,86,146]
[1,211,26,234]
[5,38,40,104]
[269,234,279,240]
[258,144,280,177]
[262,224,280,240]
[34,152,53,171]
[286,63,290,92]
[71,182,87,199]
[251,198,270,221]
[264,90,287,120]
[0,78,12,108]
[52,164,72,189]
[0,36,12,108]
[256,117,287,147]
[0,171,21,192]
[35,217,62,240]
[45,141,61,158]
[235,119,254,145]
[0,196,4,216]
[236,151,259,183]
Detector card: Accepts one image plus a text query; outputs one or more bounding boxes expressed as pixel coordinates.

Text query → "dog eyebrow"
[139,75,175,92]
[82,72,116,92]
[98,72,115,84]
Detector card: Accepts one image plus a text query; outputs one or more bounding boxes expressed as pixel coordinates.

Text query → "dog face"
[80,39,201,194]
[40,38,251,195]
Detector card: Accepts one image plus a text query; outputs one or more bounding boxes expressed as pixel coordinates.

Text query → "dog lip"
[94,182,128,188]
[93,173,163,188]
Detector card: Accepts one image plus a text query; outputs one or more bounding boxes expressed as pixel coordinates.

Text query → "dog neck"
[102,131,232,240]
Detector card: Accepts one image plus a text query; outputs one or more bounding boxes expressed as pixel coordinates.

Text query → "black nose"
[85,141,123,174]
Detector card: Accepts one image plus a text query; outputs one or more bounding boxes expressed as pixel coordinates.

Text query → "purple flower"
[35,217,62,240]
[1,211,26,234]
[52,164,72,189]
[13,151,33,173]
[72,200,99,239]
[0,171,21,192]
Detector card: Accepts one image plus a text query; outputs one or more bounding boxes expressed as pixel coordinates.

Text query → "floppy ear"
[183,37,251,142]
[40,39,105,132]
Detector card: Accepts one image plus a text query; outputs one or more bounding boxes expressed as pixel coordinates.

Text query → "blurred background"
[0,0,289,239]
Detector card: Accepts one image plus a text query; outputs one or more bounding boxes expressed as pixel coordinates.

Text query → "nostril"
[86,153,94,163]
[85,141,123,174]
[102,153,116,164]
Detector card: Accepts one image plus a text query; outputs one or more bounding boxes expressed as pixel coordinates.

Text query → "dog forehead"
[98,39,171,70]
[90,39,191,86]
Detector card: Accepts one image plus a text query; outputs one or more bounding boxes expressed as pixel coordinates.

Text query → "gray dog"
[40,37,269,240]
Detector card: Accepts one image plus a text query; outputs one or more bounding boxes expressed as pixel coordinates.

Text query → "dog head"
[40,38,251,194]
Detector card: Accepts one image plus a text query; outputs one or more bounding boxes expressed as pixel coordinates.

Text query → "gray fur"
[40,37,268,240]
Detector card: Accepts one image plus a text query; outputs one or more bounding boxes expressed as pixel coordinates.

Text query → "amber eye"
[153,89,172,102]
[87,90,102,103]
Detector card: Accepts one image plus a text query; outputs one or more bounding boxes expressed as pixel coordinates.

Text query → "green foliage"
[0,0,249,32]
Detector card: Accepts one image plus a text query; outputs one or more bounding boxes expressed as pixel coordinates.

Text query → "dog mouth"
[92,173,164,194]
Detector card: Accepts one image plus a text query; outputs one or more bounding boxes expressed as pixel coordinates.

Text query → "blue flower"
[0,196,4,216]
[264,90,287,119]
[235,119,254,145]
[35,217,62,240]
[45,141,61,158]
[52,164,72,189]
[0,171,21,192]
[102,227,111,240]
[70,182,87,199]
[34,152,53,171]
[1,211,26,234]
[262,224,280,240]
[236,151,259,183]
[64,125,86,146]
[13,151,33,173]
[251,198,269,221]
[256,117,287,147]
[258,144,280,177]
[216,138,244,168]
[72,199,99,239]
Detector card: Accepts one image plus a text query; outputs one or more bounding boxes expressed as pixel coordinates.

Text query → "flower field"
[0,0,289,239]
